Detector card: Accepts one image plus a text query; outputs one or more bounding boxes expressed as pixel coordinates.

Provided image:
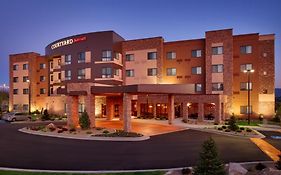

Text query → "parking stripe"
[250,138,281,161]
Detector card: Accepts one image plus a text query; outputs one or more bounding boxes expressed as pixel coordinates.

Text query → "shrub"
[246,128,252,132]
[255,163,266,170]
[224,129,231,132]
[41,109,50,121]
[222,126,227,129]
[57,129,64,133]
[271,115,281,123]
[182,119,188,123]
[103,130,109,134]
[218,127,223,131]
[86,131,92,134]
[214,122,219,125]
[182,168,192,175]
[193,137,226,175]
[69,127,76,132]
[228,115,239,131]
[276,154,281,170]
[240,127,245,130]
[79,111,91,129]
[95,127,104,131]
[236,129,242,133]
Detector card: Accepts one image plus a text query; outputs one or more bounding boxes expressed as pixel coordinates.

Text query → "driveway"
[258,130,281,151]
[0,122,270,171]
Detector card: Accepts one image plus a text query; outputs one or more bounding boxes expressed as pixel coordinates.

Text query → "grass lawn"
[0,171,165,175]
[236,120,262,126]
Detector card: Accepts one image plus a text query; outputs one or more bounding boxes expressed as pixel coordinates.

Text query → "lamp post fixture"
[243,69,254,125]
[26,79,31,114]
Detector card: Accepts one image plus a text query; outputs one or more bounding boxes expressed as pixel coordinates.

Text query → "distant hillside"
[276,88,281,97]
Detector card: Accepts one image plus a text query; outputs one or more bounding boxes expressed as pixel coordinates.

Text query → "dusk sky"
[0,0,280,87]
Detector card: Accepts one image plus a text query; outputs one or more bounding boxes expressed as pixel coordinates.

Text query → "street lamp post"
[26,79,31,114]
[243,69,254,125]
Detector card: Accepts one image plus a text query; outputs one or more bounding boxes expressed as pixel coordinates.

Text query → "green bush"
[240,127,245,130]
[193,138,226,175]
[236,129,242,133]
[103,130,110,134]
[41,109,50,121]
[228,115,239,131]
[224,129,231,132]
[222,126,227,129]
[246,128,252,132]
[218,127,223,131]
[79,111,91,129]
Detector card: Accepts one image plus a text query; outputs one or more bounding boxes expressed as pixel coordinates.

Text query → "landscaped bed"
[21,123,144,139]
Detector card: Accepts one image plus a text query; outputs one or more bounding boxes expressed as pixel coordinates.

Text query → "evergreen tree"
[228,115,239,131]
[193,137,226,175]
[79,110,91,129]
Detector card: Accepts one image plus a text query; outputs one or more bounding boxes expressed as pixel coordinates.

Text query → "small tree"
[41,109,50,121]
[228,115,239,131]
[193,137,226,175]
[276,154,281,170]
[79,111,91,129]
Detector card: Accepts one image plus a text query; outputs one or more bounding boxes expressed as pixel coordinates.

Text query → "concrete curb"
[19,128,150,142]
[0,161,273,174]
[191,128,266,139]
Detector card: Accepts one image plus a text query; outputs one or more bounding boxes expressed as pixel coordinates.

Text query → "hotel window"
[50,61,53,69]
[13,89,18,94]
[23,104,29,111]
[58,59,61,65]
[102,67,112,78]
[240,106,252,114]
[58,73,61,80]
[114,69,119,76]
[167,68,176,76]
[13,77,18,83]
[39,63,46,69]
[65,70,71,80]
[102,50,112,61]
[40,88,46,94]
[23,64,28,70]
[192,67,202,74]
[23,88,29,94]
[212,83,224,91]
[167,52,176,60]
[191,50,202,58]
[240,82,252,91]
[115,52,121,60]
[147,68,157,76]
[240,64,253,72]
[240,45,252,54]
[126,69,134,77]
[78,52,86,63]
[212,64,224,73]
[23,76,29,82]
[13,104,19,110]
[125,54,134,61]
[195,84,202,92]
[50,87,53,94]
[50,75,53,81]
[147,52,157,60]
[77,69,85,79]
[13,64,19,71]
[40,76,45,82]
[78,103,85,114]
[212,46,223,55]
[65,55,72,64]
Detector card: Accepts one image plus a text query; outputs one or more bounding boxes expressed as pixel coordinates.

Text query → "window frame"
[147,52,157,60]
[166,68,177,76]
[166,51,176,60]
[212,46,223,55]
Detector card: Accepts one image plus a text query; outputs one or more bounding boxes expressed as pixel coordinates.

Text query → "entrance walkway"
[96,120,185,136]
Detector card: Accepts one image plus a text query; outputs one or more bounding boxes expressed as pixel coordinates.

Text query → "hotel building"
[9,29,275,131]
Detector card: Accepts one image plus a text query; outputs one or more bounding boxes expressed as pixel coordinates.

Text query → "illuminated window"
[102,67,112,78]
[126,69,134,77]
[147,52,157,60]
[23,76,29,82]
[192,67,202,74]
[212,64,224,73]
[191,50,202,58]
[13,64,19,71]
[147,68,157,76]
[78,103,85,114]
[39,63,46,69]
[65,70,71,80]
[240,64,253,72]
[167,68,176,76]
[23,88,29,94]
[125,54,134,61]
[23,104,29,111]
[195,84,202,92]
[167,52,176,60]
[240,45,252,54]
[65,55,72,64]
[102,50,112,61]
[212,83,223,91]
[212,46,223,55]
[78,52,85,63]
[77,69,85,79]
[240,106,252,114]
[13,104,19,110]
[23,64,28,70]
[240,82,252,91]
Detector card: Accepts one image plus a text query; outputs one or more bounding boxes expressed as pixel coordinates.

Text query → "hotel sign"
[51,36,87,50]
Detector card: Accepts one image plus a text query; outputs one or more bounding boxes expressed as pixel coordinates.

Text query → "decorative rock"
[257,168,281,175]
[47,123,56,131]
[229,162,248,175]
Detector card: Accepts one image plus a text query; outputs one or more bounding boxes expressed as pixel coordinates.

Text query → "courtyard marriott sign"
[51,36,87,50]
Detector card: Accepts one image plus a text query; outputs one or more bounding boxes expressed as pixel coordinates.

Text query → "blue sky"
[0,0,280,87]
